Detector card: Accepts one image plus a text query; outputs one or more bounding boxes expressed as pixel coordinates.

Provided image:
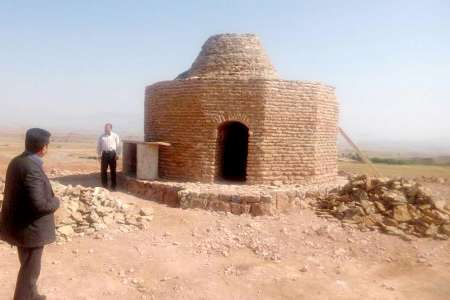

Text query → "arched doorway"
[217,121,249,182]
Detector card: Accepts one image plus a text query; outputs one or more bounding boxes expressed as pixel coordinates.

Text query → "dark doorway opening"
[217,121,249,182]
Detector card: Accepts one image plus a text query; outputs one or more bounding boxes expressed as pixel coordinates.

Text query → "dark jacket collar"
[22,151,44,168]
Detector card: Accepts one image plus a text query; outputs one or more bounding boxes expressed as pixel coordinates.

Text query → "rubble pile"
[52,182,154,241]
[315,175,450,240]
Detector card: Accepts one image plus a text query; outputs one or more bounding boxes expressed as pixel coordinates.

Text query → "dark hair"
[25,128,51,154]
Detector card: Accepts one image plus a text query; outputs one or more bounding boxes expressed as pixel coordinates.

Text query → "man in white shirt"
[97,123,121,190]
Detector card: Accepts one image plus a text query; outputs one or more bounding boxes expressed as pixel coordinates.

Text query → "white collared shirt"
[97,132,121,156]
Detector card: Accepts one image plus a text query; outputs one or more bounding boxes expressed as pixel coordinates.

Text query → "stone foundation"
[120,174,339,216]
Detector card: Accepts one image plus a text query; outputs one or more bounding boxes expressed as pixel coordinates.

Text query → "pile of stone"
[315,175,450,240]
[52,182,154,241]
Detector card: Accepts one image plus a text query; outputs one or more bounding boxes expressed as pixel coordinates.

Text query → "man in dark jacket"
[0,128,60,300]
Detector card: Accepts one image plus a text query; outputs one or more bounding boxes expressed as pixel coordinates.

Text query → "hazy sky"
[1,0,449,147]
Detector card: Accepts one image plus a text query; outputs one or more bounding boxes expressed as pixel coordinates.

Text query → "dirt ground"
[1,133,450,300]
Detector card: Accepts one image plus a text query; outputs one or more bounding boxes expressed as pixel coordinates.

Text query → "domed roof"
[177,33,279,80]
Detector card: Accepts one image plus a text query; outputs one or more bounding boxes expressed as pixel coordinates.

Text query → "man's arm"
[115,134,122,158]
[24,167,60,216]
[96,135,102,158]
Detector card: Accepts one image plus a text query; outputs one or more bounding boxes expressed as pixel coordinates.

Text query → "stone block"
[190,194,208,209]
[179,194,190,209]
[241,194,261,203]
[231,195,241,203]
[276,191,290,211]
[219,194,232,202]
[260,194,274,203]
[143,188,156,201]
[242,204,251,214]
[164,189,180,207]
[250,203,264,216]
[230,203,243,215]
[208,200,231,212]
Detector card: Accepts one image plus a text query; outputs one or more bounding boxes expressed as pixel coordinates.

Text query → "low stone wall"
[120,175,339,216]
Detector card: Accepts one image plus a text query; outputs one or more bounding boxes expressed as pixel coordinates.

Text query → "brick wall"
[145,79,338,184]
[145,79,267,183]
[261,81,338,184]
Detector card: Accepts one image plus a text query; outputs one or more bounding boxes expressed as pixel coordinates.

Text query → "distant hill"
[0,112,144,138]
[338,135,450,157]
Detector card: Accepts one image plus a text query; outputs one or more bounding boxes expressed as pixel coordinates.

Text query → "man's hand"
[116,156,120,161]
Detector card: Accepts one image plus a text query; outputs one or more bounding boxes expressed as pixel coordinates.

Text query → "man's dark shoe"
[33,295,46,300]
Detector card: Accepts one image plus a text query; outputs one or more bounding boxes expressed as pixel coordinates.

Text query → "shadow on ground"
[52,172,103,188]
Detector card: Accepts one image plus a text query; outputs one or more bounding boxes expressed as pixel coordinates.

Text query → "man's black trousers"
[14,246,44,300]
[101,150,117,189]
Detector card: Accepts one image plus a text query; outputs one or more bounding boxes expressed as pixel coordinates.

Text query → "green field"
[339,161,450,179]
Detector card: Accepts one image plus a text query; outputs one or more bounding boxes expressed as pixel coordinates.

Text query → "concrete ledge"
[120,174,339,216]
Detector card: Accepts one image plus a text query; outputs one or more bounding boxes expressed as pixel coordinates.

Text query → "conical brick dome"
[178,33,279,80]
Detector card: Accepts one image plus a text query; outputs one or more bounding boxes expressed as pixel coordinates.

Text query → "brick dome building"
[144,33,338,185]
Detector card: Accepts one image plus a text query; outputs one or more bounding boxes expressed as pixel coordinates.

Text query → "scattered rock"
[140,207,154,217]
[194,220,281,261]
[57,225,75,238]
[315,175,450,240]
[392,205,411,222]
[440,224,450,236]
[50,181,154,242]
[299,265,308,272]
[381,283,395,291]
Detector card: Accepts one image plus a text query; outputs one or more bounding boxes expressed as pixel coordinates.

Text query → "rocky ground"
[1,172,450,299]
